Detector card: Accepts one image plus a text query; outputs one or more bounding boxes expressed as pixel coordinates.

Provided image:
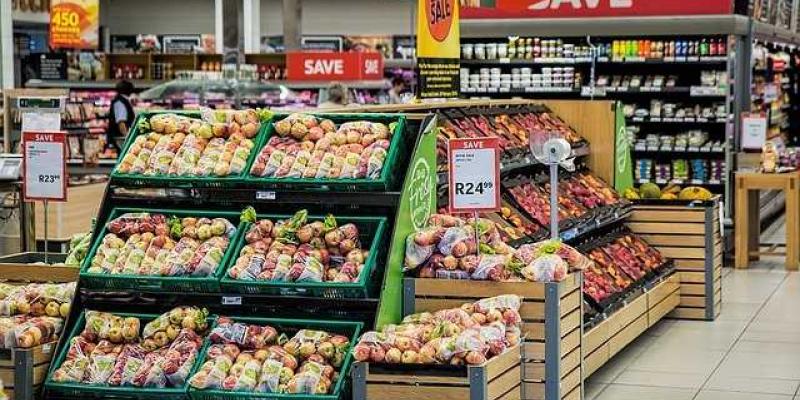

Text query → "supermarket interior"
[1,1,800,400]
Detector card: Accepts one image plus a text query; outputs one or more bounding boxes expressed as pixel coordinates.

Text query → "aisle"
[586,262,800,400]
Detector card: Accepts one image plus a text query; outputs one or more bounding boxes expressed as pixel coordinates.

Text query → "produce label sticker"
[448,137,501,212]
[22,132,67,202]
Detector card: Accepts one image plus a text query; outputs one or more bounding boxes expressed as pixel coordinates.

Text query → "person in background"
[318,82,349,109]
[388,77,406,104]
[108,80,135,154]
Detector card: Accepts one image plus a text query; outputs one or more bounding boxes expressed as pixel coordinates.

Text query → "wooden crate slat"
[0,264,78,283]
[583,320,609,355]
[680,283,706,296]
[561,328,581,359]
[485,345,523,381]
[608,314,648,357]
[561,309,581,338]
[0,364,47,388]
[559,275,580,298]
[414,279,546,299]
[366,383,468,400]
[497,385,522,400]
[413,298,469,314]
[521,326,580,362]
[608,293,648,337]
[629,210,706,222]
[681,271,706,283]
[656,246,706,259]
[649,290,680,326]
[560,366,581,398]
[627,222,705,234]
[668,307,708,319]
[639,234,706,247]
[562,385,581,400]
[488,365,522,400]
[583,343,609,377]
[522,381,545,400]
[366,372,467,385]
[647,275,680,306]
[522,346,580,382]
[679,296,707,308]
[560,290,581,318]
[521,322,545,341]
[674,258,705,269]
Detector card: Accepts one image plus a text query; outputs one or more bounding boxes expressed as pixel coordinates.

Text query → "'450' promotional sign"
[448,138,500,213]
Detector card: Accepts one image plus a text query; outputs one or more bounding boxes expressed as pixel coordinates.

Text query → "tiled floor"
[586,261,800,400]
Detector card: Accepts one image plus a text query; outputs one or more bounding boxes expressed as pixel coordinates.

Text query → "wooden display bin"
[351,345,521,400]
[582,272,680,377]
[0,343,57,400]
[0,259,76,399]
[628,198,722,320]
[402,274,583,400]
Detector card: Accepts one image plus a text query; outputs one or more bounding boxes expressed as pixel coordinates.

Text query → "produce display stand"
[33,182,105,252]
[582,271,680,377]
[401,275,583,400]
[0,261,77,400]
[1,343,57,400]
[42,109,437,400]
[352,345,522,400]
[629,198,723,320]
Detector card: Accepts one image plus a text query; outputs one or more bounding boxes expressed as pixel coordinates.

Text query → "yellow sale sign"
[416,0,460,59]
[49,0,99,49]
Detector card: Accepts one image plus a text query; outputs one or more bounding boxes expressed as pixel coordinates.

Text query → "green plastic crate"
[45,311,213,400]
[109,110,271,188]
[245,113,406,192]
[188,316,363,400]
[219,214,387,298]
[79,207,244,293]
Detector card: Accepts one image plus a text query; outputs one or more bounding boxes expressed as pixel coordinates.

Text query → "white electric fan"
[530,131,573,239]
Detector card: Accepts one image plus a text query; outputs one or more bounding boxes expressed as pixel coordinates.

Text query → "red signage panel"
[462,0,732,19]
[286,52,384,81]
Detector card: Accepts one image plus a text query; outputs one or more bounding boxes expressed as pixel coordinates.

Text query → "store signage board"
[741,112,768,150]
[22,132,67,202]
[448,137,501,212]
[285,52,383,81]
[163,35,202,54]
[22,112,62,133]
[417,0,460,98]
[461,0,732,18]
[49,0,99,49]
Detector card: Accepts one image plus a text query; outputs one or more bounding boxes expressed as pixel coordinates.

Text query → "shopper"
[388,77,406,104]
[108,80,135,153]
[318,82,349,109]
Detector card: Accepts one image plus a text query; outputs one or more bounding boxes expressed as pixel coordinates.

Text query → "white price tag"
[256,191,276,200]
[741,112,767,150]
[448,138,501,212]
[22,112,61,132]
[23,132,67,202]
[222,296,242,305]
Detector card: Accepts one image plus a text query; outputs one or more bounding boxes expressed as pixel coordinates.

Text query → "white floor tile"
[695,390,793,400]
[593,384,696,400]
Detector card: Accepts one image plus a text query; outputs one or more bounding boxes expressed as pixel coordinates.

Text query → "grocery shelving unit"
[42,110,432,400]
[460,14,800,229]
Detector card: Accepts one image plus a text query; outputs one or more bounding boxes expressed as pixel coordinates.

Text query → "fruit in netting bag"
[208,317,278,349]
[142,307,208,342]
[402,226,444,272]
[470,254,511,281]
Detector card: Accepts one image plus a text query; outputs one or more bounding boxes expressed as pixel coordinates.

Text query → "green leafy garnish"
[240,206,258,224]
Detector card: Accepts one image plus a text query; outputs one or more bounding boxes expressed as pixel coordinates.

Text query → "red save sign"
[22,131,67,202]
[463,0,732,18]
[286,52,384,81]
[448,137,501,213]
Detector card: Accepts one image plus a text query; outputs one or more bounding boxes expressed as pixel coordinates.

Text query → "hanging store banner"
[49,0,99,49]
[461,0,732,19]
[417,0,460,98]
[286,52,384,81]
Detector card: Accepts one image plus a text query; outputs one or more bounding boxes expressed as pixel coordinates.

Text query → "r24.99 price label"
[448,138,501,213]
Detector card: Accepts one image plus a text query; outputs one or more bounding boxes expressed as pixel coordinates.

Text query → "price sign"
[741,112,767,150]
[23,132,67,202]
[448,138,500,212]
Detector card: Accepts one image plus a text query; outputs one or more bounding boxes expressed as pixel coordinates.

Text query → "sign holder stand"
[43,199,49,263]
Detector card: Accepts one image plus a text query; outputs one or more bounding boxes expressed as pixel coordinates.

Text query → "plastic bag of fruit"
[470,255,510,281]
[403,226,444,271]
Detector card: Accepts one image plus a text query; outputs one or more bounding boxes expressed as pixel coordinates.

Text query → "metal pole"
[550,163,559,240]
[473,210,480,256]
[43,200,49,263]
[283,0,303,51]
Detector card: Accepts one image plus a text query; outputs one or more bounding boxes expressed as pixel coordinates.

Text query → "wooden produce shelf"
[403,274,583,400]
[629,198,722,320]
[0,256,78,283]
[0,342,57,400]
[352,345,521,400]
[583,272,680,378]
